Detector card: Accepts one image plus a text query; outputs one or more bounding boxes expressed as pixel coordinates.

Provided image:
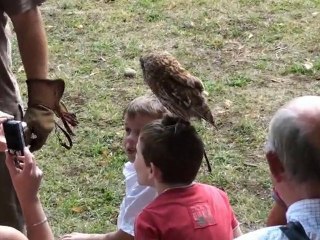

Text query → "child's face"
[134,138,153,186]
[123,114,159,162]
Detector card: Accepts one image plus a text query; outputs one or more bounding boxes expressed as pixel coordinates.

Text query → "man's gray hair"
[266,106,320,183]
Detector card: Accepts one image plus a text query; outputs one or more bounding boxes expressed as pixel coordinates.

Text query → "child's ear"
[149,162,161,180]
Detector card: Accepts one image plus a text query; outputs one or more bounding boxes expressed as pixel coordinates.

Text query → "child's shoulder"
[195,182,224,191]
[195,183,229,198]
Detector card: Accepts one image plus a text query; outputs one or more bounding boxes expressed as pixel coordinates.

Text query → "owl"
[140,51,215,127]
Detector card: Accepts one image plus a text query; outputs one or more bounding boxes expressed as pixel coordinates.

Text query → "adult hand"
[0,111,13,152]
[24,79,61,152]
[24,105,55,152]
[5,147,42,203]
[24,79,78,152]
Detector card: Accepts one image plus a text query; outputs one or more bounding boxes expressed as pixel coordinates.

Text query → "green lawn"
[12,0,320,237]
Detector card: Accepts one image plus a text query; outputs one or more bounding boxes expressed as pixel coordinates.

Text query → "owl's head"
[140,51,183,82]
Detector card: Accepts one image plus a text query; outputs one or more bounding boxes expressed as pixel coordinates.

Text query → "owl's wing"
[169,70,205,92]
[170,72,215,125]
[152,79,192,120]
[159,76,215,126]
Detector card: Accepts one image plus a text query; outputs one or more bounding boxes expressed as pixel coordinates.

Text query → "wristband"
[27,218,48,228]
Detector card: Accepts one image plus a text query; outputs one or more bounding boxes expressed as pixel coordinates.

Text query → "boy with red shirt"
[134,116,242,240]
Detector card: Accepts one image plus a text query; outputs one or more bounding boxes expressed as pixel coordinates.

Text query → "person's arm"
[266,188,287,226]
[22,196,52,240]
[266,202,287,226]
[60,230,133,240]
[5,148,54,240]
[10,6,48,79]
[9,7,78,152]
[0,226,28,240]
[10,6,53,152]
[105,230,133,240]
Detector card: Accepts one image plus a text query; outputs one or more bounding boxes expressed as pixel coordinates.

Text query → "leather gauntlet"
[23,79,78,151]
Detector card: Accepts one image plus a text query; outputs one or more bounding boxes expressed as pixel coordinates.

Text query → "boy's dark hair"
[139,116,204,185]
[123,94,168,119]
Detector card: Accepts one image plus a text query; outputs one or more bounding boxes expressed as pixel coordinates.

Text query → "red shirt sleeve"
[219,189,239,229]
[135,210,159,240]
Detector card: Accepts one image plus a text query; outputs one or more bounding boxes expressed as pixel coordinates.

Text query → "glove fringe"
[38,103,78,150]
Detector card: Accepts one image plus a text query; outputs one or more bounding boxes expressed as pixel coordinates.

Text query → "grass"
[10,0,320,237]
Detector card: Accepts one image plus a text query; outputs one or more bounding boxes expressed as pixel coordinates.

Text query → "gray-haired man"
[237,96,320,240]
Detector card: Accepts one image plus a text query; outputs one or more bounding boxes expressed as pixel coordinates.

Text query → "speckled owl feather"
[140,51,215,127]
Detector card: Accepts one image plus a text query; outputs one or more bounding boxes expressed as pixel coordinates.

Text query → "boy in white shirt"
[61,95,168,240]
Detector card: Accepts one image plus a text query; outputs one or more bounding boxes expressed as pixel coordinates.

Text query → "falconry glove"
[24,79,78,152]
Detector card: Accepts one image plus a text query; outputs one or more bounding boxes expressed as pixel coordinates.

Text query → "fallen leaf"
[71,206,85,213]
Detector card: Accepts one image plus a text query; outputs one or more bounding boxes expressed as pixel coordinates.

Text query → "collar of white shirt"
[286,198,320,233]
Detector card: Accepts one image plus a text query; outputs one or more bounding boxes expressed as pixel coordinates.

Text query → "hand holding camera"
[0,112,42,201]
[0,110,27,171]
[2,119,26,156]
[1,118,27,171]
[1,112,44,227]
[5,148,43,204]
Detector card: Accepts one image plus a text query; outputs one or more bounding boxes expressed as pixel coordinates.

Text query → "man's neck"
[279,181,320,207]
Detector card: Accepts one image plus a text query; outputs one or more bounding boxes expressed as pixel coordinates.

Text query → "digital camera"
[3,120,26,156]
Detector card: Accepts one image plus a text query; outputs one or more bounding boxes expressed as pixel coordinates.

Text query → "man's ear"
[266,151,285,182]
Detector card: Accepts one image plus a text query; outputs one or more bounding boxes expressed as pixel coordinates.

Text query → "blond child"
[61,95,167,240]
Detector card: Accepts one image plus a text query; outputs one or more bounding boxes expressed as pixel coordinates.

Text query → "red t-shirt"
[135,183,238,240]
